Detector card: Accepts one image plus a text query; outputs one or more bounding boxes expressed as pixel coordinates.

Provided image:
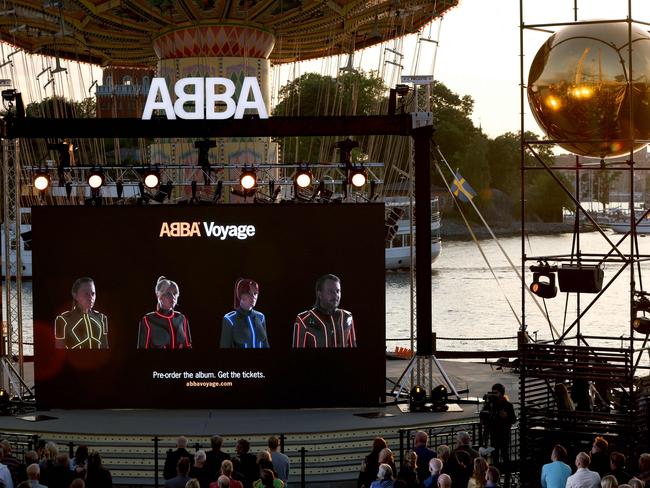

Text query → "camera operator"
[482,383,516,468]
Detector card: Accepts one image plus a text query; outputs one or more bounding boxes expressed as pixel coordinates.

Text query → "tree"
[26,96,96,118]
[273,71,386,162]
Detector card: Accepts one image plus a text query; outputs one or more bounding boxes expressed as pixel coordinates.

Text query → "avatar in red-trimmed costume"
[292,274,356,348]
[137,276,191,349]
[55,277,108,349]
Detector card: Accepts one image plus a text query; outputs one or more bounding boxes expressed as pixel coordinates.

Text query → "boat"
[385,197,441,270]
[608,221,650,234]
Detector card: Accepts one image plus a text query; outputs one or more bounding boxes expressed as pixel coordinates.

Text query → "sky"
[3,0,650,142]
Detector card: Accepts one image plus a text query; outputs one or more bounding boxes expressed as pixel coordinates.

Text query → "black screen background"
[32,204,386,408]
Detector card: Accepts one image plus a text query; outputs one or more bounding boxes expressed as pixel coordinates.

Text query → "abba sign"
[141,76,268,120]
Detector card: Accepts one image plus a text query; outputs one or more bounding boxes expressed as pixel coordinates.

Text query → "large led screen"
[32,204,386,409]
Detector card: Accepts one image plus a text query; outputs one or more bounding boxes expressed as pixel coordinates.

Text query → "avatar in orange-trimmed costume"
[137,276,191,349]
[55,277,108,349]
[292,274,356,348]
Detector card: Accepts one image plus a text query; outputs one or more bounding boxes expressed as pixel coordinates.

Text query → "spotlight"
[143,167,160,189]
[633,316,650,335]
[529,263,558,299]
[87,167,104,189]
[409,385,427,413]
[33,170,50,191]
[240,168,257,190]
[349,167,367,188]
[430,385,449,412]
[294,167,312,188]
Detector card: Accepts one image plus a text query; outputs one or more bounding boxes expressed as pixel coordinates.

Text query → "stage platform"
[0,359,518,487]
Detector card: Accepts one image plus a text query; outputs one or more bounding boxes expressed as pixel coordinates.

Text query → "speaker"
[557,265,604,293]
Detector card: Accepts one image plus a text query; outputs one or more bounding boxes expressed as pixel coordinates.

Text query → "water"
[6,230,650,359]
[387,231,650,361]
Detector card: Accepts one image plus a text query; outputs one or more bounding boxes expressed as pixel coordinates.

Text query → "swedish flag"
[450,171,477,203]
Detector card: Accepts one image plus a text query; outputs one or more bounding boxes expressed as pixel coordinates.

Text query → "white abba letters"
[142,77,268,120]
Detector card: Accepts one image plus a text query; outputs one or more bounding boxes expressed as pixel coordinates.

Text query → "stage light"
[431,385,449,412]
[144,167,160,189]
[240,168,257,190]
[349,167,367,187]
[87,167,104,189]
[294,168,312,188]
[633,316,650,334]
[33,171,50,191]
[409,385,427,412]
[529,263,557,299]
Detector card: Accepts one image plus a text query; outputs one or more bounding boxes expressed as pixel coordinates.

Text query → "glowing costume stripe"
[183,317,190,347]
[247,316,256,348]
[143,316,152,348]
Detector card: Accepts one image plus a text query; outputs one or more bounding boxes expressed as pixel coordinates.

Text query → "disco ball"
[527,22,650,158]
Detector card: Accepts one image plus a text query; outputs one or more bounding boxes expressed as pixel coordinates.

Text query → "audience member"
[186,480,200,488]
[638,454,650,483]
[369,464,394,488]
[164,458,190,488]
[413,432,436,484]
[164,437,194,481]
[453,432,479,461]
[628,479,645,488]
[206,437,230,482]
[267,437,289,487]
[541,444,572,488]
[232,439,257,488]
[609,452,632,486]
[84,452,111,488]
[189,450,211,488]
[216,476,230,488]
[252,469,282,488]
[208,460,241,488]
[47,454,73,488]
[444,448,471,488]
[423,458,442,488]
[437,473,452,488]
[601,475,618,488]
[25,464,45,488]
[436,446,451,476]
[255,452,274,477]
[468,457,489,488]
[38,444,57,488]
[1,440,22,485]
[485,466,500,488]
[566,452,601,488]
[70,447,88,480]
[358,438,388,488]
[0,447,14,488]
[396,451,418,488]
[69,479,85,488]
[378,449,396,478]
[591,437,610,478]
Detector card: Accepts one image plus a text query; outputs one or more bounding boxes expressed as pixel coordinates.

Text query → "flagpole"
[434,145,563,340]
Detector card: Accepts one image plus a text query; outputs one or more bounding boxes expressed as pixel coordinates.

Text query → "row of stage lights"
[32,165,369,192]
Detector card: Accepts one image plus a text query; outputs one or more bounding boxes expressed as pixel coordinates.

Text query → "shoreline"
[441,219,593,241]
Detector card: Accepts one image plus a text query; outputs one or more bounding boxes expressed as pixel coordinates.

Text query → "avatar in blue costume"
[220,278,269,348]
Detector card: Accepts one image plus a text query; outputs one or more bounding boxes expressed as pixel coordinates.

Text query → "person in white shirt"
[566,452,601,488]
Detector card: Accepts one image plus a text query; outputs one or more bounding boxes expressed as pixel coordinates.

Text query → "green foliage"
[273,71,386,162]
[26,96,96,118]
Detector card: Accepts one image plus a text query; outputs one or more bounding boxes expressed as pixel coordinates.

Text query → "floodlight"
[633,316,650,335]
[33,171,50,191]
[240,169,257,190]
[144,167,160,189]
[409,385,427,412]
[87,167,104,189]
[529,263,557,299]
[294,168,313,188]
[349,167,367,188]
